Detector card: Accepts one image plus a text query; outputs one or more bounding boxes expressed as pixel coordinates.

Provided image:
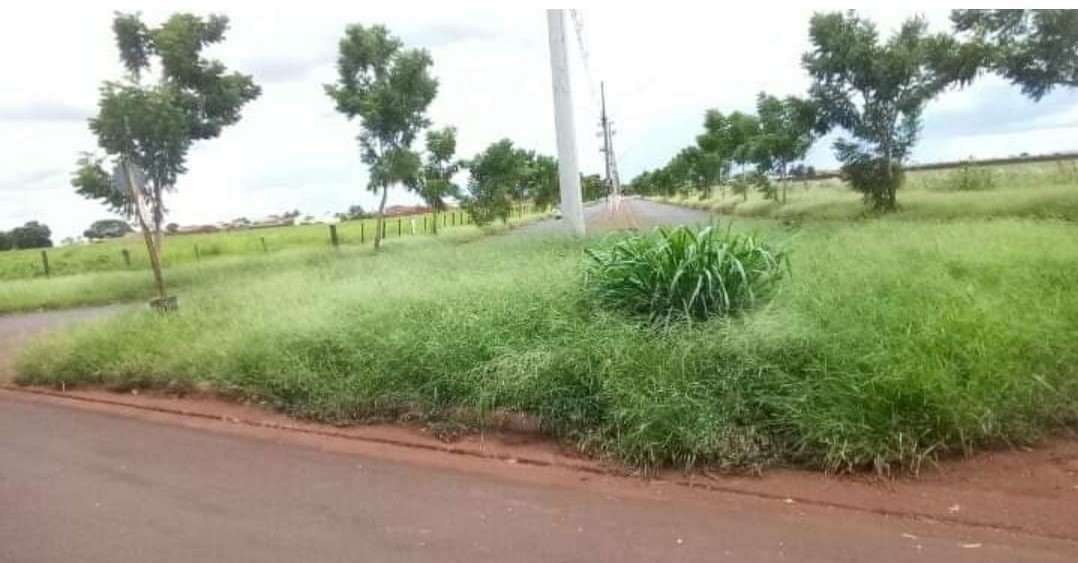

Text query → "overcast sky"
[3,5,1078,240]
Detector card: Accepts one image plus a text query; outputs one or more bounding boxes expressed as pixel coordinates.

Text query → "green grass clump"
[16,218,1078,474]
[586,225,788,324]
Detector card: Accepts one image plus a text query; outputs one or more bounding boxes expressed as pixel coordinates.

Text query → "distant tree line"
[627,9,1078,211]
[0,221,53,251]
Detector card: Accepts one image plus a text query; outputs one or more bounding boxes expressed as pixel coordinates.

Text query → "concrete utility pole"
[546,9,585,236]
[599,81,620,204]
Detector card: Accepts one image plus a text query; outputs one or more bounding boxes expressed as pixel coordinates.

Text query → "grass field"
[659,159,1078,222]
[0,207,531,282]
[16,215,1078,473]
[0,216,535,314]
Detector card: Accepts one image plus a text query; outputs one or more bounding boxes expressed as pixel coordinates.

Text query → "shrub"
[585,225,789,324]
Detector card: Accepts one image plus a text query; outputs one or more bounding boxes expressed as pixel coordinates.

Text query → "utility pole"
[599,81,620,203]
[546,9,585,236]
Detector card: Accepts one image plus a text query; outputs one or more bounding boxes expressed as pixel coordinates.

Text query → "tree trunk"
[123,164,167,301]
[781,163,788,205]
[151,188,165,256]
[374,182,389,250]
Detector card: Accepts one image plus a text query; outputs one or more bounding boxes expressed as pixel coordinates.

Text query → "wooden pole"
[40,250,50,278]
[329,224,339,247]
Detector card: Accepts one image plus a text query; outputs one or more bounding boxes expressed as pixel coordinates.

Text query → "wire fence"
[0,205,544,282]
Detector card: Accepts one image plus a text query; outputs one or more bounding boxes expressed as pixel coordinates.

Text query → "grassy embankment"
[16,212,1078,473]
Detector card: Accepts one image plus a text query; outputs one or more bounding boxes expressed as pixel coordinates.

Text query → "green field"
[0,208,531,282]
[15,211,1078,473]
[0,214,538,314]
[659,159,1078,222]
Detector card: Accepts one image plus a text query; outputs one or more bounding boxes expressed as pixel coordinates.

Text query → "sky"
[2,5,1078,240]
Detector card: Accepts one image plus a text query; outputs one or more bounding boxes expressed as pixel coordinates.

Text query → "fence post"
[121,249,131,267]
[194,244,201,261]
[397,218,402,237]
[360,222,365,244]
[260,237,268,253]
[423,216,428,233]
[40,250,50,278]
[443,213,447,227]
[329,224,339,247]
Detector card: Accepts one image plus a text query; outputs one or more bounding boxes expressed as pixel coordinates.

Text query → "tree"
[343,205,368,220]
[415,126,461,234]
[695,110,737,197]
[803,11,955,211]
[752,93,818,203]
[72,12,260,305]
[949,10,1078,100]
[463,139,527,225]
[0,231,10,251]
[521,152,559,209]
[8,221,53,249]
[84,219,134,239]
[727,111,762,176]
[580,173,606,201]
[325,24,438,249]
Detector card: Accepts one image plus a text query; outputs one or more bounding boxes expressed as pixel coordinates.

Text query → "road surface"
[516,197,714,236]
[1,392,1073,563]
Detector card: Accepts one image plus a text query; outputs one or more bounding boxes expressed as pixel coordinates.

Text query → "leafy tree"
[522,153,559,209]
[415,126,462,234]
[803,11,955,211]
[752,93,818,202]
[727,112,761,176]
[9,221,53,249]
[949,10,1078,100]
[0,231,10,251]
[581,173,607,202]
[325,24,438,249]
[344,205,368,220]
[463,139,527,225]
[84,219,133,239]
[72,12,260,304]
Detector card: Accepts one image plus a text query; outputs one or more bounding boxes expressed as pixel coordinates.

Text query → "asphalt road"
[1,393,1073,563]
[515,197,714,236]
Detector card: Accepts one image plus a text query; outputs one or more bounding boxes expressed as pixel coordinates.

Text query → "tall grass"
[661,159,1078,222]
[17,218,1078,473]
[0,221,525,314]
[586,225,788,324]
[0,207,542,282]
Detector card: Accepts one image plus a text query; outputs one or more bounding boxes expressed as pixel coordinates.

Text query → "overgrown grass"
[17,218,1078,473]
[0,207,541,282]
[663,159,1078,222]
[0,219,534,314]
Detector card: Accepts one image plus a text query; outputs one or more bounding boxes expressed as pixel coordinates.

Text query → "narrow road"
[515,197,713,236]
[1,392,1073,563]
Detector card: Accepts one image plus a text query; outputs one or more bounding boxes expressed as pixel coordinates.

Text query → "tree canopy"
[949,10,1078,100]
[803,11,956,210]
[325,23,438,249]
[84,219,133,240]
[414,126,462,233]
[6,222,53,250]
